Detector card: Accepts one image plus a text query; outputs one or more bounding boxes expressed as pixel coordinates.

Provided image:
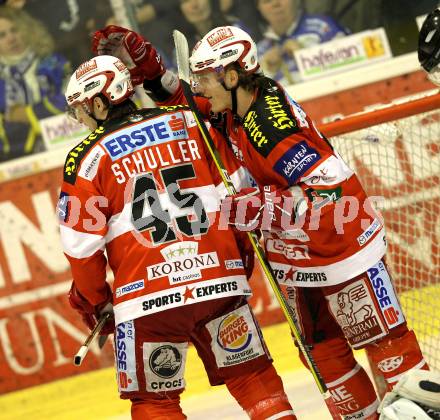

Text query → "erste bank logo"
[102,113,188,160]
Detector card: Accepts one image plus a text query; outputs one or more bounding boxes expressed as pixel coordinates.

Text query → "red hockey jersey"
[160,78,386,287]
[58,106,252,325]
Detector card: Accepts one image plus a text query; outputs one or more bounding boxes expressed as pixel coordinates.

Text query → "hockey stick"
[73,312,111,366]
[173,30,339,419]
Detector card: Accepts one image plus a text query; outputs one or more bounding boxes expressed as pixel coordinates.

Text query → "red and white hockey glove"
[68,282,114,335]
[221,185,308,232]
[92,25,165,85]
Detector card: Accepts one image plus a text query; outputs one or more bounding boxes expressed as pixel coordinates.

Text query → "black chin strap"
[93,117,106,126]
[221,80,238,115]
[230,87,238,115]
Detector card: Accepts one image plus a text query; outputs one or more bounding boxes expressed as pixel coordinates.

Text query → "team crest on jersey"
[146,241,220,285]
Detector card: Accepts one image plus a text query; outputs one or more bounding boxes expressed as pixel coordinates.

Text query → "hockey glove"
[378,369,440,420]
[220,185,308,232]
[68,282,114,335]
[92,25,165,85]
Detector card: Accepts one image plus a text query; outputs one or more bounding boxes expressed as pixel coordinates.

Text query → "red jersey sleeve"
[58,140,111,306]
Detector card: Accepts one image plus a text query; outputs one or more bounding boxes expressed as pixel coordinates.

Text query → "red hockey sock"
[131,396,186,420]
[225,364,296,419]
[366,328,428,390]
[299,337,379,419]
[326,363,379,419]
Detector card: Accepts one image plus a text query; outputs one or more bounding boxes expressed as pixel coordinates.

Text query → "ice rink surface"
[109,368,334,420]
[0,322,371,420]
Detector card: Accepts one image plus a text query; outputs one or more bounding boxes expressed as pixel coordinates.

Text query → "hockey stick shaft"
[73,312,111,366]
[172,30,339,418]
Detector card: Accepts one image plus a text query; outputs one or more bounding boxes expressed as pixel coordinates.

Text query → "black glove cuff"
[143,76,173,102]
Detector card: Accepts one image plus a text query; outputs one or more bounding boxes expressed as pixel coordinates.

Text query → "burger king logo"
[217,314,252,352]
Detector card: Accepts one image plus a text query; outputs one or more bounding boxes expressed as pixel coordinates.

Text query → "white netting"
[328,101,440,371]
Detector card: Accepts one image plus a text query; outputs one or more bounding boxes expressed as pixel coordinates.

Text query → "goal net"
[321,92,440,372]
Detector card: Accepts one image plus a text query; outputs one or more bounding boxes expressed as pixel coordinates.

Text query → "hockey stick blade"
[98,334,108,349]
[173,30,190,83]
[73,313,111,366]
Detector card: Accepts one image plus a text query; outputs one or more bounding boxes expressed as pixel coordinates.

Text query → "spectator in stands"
[0,6,69,161]
[176,0,248,49]
[379,0,439,56]
[132,0,180,66]
[218,0,262,40]
[256,0,349,86]
[3,0,114,67]
[305,0,383,35]
[305,0,438,56]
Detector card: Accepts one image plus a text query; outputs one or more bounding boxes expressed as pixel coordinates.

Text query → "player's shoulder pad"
[105,106,191,132]
[63,125,107,185]
[243,79,301,158]
[158,104,191,113]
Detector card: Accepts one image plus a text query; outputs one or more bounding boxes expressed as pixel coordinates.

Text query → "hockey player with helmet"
[92,24,431,419]
[418,8,440,84]
[59,54,296,419]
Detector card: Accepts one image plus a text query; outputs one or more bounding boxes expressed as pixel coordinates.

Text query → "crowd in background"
[0,0,438,162]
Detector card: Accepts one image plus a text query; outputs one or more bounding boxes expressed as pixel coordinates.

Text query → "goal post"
[320,92,440,378]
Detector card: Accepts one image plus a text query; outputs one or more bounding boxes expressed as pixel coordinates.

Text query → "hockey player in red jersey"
[92,25,430,419]
[59,54,296,420]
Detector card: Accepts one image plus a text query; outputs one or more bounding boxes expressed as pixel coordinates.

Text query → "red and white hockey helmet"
[189,26,259,75]
[65,55,134,111]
